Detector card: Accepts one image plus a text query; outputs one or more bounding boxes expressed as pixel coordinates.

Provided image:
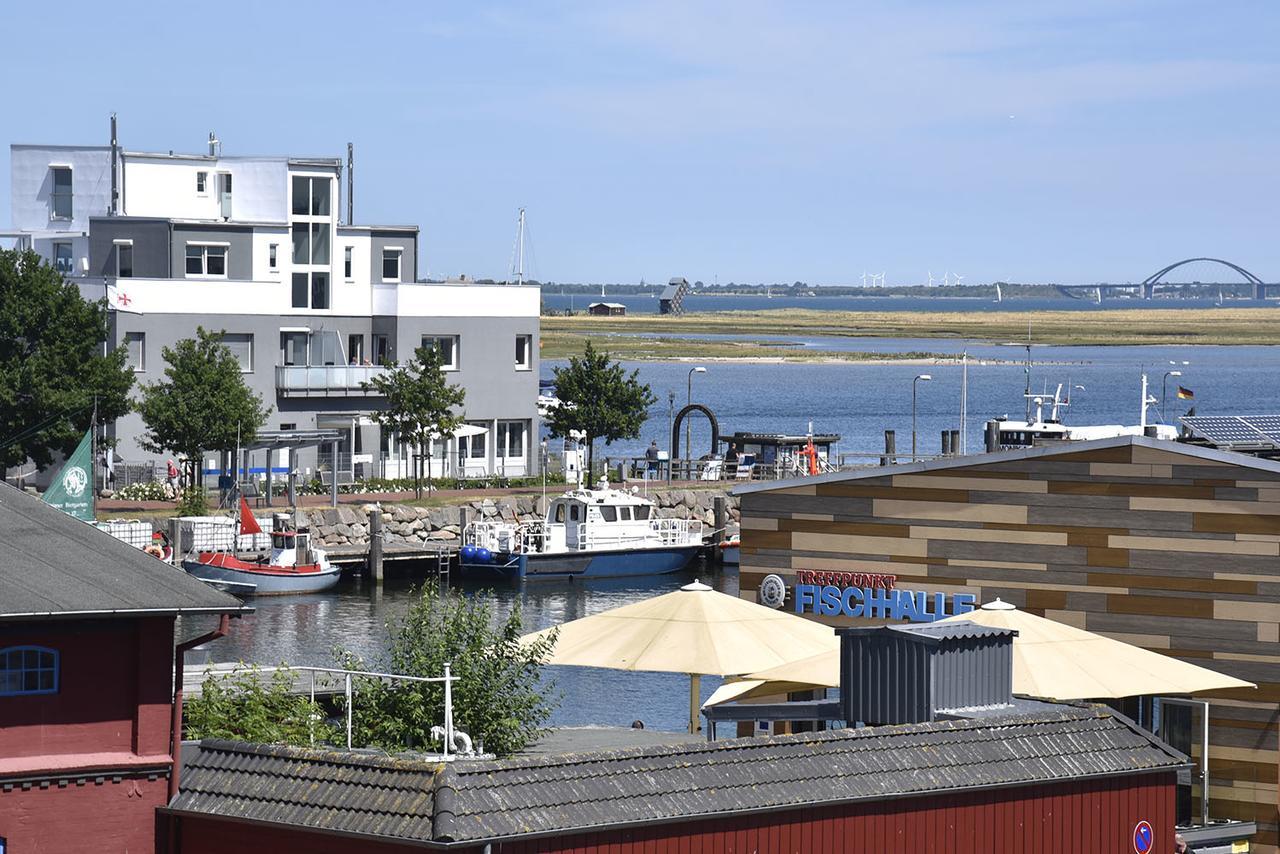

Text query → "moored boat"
[460,478,703,580]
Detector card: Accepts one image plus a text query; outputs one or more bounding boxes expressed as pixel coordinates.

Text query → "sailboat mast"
[515,207,526,286]
[1024,321,1032,423]
[960,352,968,454]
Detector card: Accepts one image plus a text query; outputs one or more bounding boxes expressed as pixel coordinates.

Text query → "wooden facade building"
[735,436,1280,851]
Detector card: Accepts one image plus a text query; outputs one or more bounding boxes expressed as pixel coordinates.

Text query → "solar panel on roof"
[1180,415,1280,448]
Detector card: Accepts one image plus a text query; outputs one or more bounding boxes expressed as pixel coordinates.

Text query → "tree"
[135,327,270,507]
[363,345,465,498]
[336,585,559,757]
[185,665,337,746]
[0,249,134,472]
[546,341,656,478]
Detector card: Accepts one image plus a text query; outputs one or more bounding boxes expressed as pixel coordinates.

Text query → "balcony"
[275,365,389,397]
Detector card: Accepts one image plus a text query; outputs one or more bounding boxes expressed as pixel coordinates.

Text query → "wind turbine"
[928,271,936,287]
[861,271,868,288]
[943,271,952,287]
[876,272,886,287]
[952,273,965,287]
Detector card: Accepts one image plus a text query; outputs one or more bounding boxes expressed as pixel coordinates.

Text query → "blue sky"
[2,1,1277,285]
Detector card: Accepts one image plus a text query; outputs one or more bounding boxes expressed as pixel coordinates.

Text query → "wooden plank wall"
[739,441,1280,851]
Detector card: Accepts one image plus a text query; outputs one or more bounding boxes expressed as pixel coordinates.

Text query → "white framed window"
[344,246,353,280]
[498,420,527,459]
[347,334,364,365]
[420,335,459,371]
[281,331,309,366]
[291,176,331,217]
[515,334,533,370]
[382,248,402,282]
[50,166,72,219]
[124,331,145,372]
[269,243,278,270]
[52,241,74,275]
[221,333,253,372]
[114,239,133,278]
[292,272,329,310]
[185,243,228,277]
[0,646,59,696]
[196,171,208,195]
[463,423,488,460]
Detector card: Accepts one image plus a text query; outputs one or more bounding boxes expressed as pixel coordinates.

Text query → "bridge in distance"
[1056,258,1278,300]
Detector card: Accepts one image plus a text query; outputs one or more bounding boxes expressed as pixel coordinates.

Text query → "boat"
[459,477,703,580]
[182,498,341,595]
[989,374,1178,451]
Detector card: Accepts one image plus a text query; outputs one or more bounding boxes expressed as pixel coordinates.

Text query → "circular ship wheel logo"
[758,574,787,609]
[61,466,89,498]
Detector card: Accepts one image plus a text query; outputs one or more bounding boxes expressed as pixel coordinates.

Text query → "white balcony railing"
[275,365,389,396]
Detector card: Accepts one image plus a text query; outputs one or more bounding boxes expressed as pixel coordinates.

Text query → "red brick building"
[0,483,245,853]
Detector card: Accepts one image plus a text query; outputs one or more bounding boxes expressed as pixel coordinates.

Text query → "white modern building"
[6,124,540,484]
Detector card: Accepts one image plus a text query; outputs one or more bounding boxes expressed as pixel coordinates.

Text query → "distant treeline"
[533,281,1067,298]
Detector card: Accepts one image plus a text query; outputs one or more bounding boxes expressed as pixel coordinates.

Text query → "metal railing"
[275,365,389,396]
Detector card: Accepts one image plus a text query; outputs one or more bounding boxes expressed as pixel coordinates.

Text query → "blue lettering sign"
[952,593,977,615]
[865,586,894,619]
[841,586,864,618]
[794,584,818,614]
[819,585,843,616]
[791,581,977,625]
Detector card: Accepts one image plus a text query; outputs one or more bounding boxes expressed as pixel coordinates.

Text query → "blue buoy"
[460,545,477,562]
[476,548,492,563]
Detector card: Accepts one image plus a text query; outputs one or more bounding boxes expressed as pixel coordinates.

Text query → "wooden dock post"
[368,508,383,584]
[882,430,897,466]
[950,429,961,456]
[713,495,727,541]
[168,517,183,566]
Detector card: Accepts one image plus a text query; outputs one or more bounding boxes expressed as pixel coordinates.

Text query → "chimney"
[346,142,354,225]
[837,622,1017,726]
[109,113,119,216]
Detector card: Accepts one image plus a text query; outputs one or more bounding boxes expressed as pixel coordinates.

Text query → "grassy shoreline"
[540,307,1280,360]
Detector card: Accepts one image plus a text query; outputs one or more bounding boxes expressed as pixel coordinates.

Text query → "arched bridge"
[1057,258,1275,300]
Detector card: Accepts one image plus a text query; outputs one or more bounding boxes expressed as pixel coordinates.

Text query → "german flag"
[1177,386,1194,400]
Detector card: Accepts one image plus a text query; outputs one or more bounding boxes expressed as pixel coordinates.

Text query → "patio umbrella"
[521,580,839,733]
[702,599,1254,708]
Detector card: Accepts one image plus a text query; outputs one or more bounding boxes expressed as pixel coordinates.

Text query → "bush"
[176,488,209,516]
[185,664,337,746]
[115,480,170,501]
[335,585,558,756]
[299,476,543,496]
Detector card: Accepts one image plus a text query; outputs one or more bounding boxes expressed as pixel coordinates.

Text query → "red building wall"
[171,772,1175,854]
[0,617,177,854]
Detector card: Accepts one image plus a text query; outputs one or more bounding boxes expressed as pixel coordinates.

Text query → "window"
[269,243,278,270]
[124,331,145,371]
[292,176,331,217]
[382,248,402,282]
[282,332,308,366]
[599,506,617,522]
[634,505,651,521]
[185,244,227,277]
[221,333,253,372]
[292,273,308,309]
[114,240,133,278]
[344,246,353,280]
[465,423,487,459]
[420,335,459,370]
[292,223,329,265]
[0,646,59,696]
[196,171,208,194]
[311,273,330,310]
[498,420,526,459]
[53,241,74,275]
[515,334,532,370]
[554,503,566,523]
[372,334,390,365]
[51,166,72,219]
[619,506,632,521]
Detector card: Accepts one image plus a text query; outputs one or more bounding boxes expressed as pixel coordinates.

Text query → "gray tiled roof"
[167,706,1186,846]
[0,482,246,620]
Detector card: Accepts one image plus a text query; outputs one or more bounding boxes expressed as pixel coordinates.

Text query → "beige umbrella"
[521,580,839,733]
[703,598,1253,707]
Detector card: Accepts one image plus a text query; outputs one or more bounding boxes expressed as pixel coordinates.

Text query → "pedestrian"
[725,442,739,478]
[1174,833,1194,854]
[645,440,661,479]
[166,458,179,491]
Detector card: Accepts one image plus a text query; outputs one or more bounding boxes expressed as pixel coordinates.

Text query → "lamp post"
[1162,368,1183,423]
[912,374,932,458]
[667,391,675,483]
[685,367,706,478]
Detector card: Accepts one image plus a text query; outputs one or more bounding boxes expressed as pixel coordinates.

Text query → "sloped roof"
[0,482,246,620]
[165,706,1185,847]
[733,434,1280,495]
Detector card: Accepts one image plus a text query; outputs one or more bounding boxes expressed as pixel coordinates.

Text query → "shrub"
[115,480,170,501]
[185,664,337,746]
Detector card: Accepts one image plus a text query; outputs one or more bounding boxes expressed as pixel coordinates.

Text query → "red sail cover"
[239,496,263,535]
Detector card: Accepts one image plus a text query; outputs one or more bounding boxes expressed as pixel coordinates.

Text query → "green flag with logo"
[44,429,94,521]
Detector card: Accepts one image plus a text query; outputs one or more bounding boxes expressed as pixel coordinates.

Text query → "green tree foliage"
[185,665,337,746]
[135,327,271,500]
[336,585,558,757]
[0,249,134,471]
[363,345,466,498]
[545,341,656,477]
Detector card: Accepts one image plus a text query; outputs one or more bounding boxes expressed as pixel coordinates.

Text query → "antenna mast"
[514,208,526,286]
[1024,320,1033,423]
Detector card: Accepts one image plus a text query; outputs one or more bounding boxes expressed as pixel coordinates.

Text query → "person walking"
[645,440,661,479]
[166,458,179,491]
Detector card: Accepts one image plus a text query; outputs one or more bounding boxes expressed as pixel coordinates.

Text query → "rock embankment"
[298,489,740,548]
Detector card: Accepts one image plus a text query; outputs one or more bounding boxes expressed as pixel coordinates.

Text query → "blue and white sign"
[766,570,977,624]
[1133,820,1154,854]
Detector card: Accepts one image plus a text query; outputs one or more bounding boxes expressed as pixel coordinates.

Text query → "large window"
[462,423,487,460]
[51,166,72,219]
[221,333,253,372]
[515,335,532,370]
[124,331,145,371]
[292,223,329,265]
[281,332,308,366]
[421,335,459,371]
[53,241,74,275]
[498,420,527,459]
[311,273,330,310]
[185,244,227,277]
[292,176,331,217]
[115,240,133,278]
[0,646,59,696]
[382,248,402,282]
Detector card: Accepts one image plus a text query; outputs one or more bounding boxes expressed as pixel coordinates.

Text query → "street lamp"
[1162,370,1183,423]
[912,374,932,458]
[685,367,707,478]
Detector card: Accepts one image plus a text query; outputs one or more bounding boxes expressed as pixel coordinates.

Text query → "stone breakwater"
[295,489,741,549]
